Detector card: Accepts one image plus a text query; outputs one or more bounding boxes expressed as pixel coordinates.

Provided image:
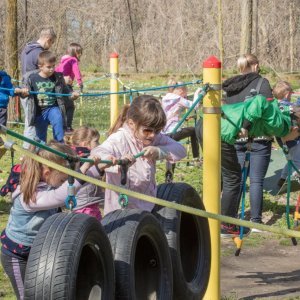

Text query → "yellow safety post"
[110,52,119,126]
[202,56,222,300]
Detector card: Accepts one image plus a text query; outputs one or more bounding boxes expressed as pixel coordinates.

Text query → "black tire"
[152,183,211,300]
[102,209,173,300]
[24,213,115,300]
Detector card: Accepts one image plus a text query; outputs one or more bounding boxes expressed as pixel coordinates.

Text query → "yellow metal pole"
[202,56,222,300]
[110,52,119,126]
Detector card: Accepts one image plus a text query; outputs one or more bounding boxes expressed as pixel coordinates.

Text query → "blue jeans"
[235,140,272,223]
[35,106,64,143]
[281,143,300,179]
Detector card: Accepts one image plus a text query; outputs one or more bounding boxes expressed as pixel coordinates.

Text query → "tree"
[240,0,253,55]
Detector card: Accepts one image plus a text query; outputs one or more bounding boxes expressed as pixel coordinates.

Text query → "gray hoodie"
[20,42,44,77]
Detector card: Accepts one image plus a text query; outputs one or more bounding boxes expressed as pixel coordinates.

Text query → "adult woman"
[221,54,273,235]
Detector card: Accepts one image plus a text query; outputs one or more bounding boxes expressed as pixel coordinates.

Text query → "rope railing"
[1,132,300,239]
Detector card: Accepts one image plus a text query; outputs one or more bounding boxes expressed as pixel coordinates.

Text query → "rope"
[2,133,300,239]
[0,79,202,98]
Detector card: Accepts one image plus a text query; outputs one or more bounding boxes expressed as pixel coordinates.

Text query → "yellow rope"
[2,133,300,239]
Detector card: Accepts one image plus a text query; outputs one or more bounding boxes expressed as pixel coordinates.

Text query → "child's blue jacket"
[0,71,14,108]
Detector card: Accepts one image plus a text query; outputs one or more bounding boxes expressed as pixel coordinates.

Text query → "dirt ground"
[221,234,300,300]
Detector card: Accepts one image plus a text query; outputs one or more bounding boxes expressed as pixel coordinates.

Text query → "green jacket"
[221,95,291,145]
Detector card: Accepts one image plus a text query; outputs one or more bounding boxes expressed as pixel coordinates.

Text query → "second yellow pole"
[110,52,119,126]
[202,56,222,300]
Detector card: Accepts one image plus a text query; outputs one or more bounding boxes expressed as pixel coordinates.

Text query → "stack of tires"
[24,183,211,299]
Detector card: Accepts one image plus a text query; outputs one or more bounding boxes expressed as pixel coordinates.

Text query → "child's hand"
[121,154,136,166]
[97,155,116,170]
[282,127,299,142]
[238,128,248,138]
[15,87,29,97]
[80,156,99,174]
[143,146,168,161]
[193,87,202,101]
[64,76,73,86]
[71,92,80,100]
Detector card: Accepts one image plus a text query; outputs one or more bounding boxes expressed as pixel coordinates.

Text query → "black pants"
[196,119,242,218]
[1,250,28,299]
[169,127,199,158]
[64,97,75,129]
[0,107,8,126]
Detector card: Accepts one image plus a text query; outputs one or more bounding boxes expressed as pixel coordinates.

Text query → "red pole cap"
[110,52,119,58]
[203,56,221,68]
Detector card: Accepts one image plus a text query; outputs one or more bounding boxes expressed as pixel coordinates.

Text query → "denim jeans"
[221,142,242,218]
[20,97,37,149]
[281,143,300,179]
[35,106,64,143]
[235,140,272,223]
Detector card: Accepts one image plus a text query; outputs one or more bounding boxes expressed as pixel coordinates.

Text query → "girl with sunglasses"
[92,95,186,215]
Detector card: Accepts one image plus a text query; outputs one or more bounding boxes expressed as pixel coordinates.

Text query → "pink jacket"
[55,55,82,86]
[162,92,199,133]
[92,124,186,215]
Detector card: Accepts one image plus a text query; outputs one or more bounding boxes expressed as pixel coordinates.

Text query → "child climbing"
[92,95,186,215]
[70,126,104,220]
[56,43,84,133]
[161,79,201,181]
[0,141,98,299]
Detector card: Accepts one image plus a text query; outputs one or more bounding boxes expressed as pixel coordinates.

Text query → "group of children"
[1,45,300,299]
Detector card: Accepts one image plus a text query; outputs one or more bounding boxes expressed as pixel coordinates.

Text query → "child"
[0,70,28,126]
[273,81,300,187]
[92,95,187,215]
[23,50,79,143]
[0,141,97,299]
[70,126,104,220]
[56,43,83,132]
[161,79,201,181]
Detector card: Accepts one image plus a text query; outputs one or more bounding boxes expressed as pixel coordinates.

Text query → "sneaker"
[221,223,251,238]
[251,220,264,233]
[65,127,74,134]
[165,170,173,183]
[277,178,286,188]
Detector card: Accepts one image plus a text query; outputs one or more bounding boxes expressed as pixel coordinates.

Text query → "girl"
[70,126,104,220]
[0,142,97,299]
[56,43,83,132]
[92,95,187,215]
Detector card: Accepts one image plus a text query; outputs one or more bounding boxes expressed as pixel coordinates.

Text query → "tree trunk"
[240,0,253,55]
[5,0,19,125]
[289,0,295,73]
[217,0,224,67]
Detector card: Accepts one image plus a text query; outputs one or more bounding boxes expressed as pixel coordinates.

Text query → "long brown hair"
[108,104,130,136]
[20,141,75,204]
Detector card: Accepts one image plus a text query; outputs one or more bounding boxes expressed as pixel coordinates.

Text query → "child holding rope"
[92,95,186,215]
[70,126,105,220]
[22,50,79,143]
[161,79,201,181]
[56,43,83,133]
[0,141,99,299]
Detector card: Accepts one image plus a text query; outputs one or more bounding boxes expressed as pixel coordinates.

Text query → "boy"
[23,51,79,143]
[273,81,300,187]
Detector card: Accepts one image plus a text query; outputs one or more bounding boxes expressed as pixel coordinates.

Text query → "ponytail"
[108,104,130,136]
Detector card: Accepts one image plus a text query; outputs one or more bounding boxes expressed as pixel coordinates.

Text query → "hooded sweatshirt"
[21,42,44,77]
[55,55,82,86]
[0,71,14,108]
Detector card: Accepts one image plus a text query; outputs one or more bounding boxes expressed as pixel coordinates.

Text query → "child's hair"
[273,81,293,100]
[167,78,177,93]
[167,78,186,95]
[39,27,56,41]
[128,95,166,130]
[20,141,75,204]
[67,43,83,59]
[38,50,56,66]
[237,54,259,73]
[72,126,100,147]
[108,104,130,136]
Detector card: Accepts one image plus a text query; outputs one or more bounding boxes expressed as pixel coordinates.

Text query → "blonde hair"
[39,27,56,41]
[71,126,100,147]
[237,54,259,73]
[273,81,292,100]
[20,141,75,204]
